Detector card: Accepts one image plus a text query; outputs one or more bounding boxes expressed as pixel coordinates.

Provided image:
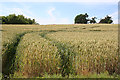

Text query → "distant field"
[1,24,119,78]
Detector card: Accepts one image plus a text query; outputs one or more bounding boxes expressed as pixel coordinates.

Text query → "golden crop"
[1,24,118,78]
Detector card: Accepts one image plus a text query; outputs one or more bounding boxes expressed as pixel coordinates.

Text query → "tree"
[32,19,35,24]
[2,16,7,24]
[90,17,97,24]
[1,14,37,24]
[74,13,89,24]
[0,16,2,24]
[6,14,18,24]
[99,15,113,24]
[17,15,26,24]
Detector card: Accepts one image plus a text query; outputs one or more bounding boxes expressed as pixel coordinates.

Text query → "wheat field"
[1,24,119,78]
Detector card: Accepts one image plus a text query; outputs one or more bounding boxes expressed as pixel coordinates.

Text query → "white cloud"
[35,7,70,25]
[0,7,33,19]
[47,7,56,21]
[9,8,24,15]
[48,8,55,18]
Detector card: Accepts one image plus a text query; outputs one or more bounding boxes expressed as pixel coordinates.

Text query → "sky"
[0,0,119,24]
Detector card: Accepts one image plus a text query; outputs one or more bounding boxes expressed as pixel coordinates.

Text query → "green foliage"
[90,17,97,24]
[0,16,2,23]
[74,13,113,24]
[99,15,113,24]
[2,14,37,24]
[56,43,74,77]
[74,13,89,24]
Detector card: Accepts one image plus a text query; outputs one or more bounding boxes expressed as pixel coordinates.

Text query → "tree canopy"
[99,15,113,24]
[89,17,97,24]
[2,14,38,24]
[74,13,89,24]
[74,13,113,24]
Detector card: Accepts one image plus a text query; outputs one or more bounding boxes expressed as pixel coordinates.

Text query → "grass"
[1,24,119,78]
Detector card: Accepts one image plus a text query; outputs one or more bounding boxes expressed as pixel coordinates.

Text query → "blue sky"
[0,1,118,24]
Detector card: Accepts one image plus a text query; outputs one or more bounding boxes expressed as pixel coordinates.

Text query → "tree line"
[0,13,113,24]
[1,14,38,24]
[74,13,113,24]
